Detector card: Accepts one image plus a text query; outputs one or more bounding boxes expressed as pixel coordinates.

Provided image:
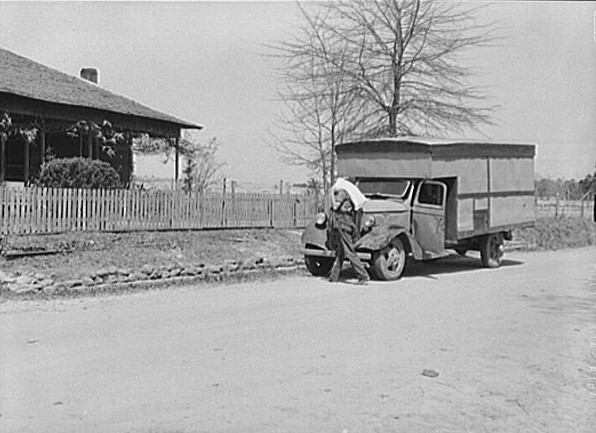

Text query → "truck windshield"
[356,179,410,199]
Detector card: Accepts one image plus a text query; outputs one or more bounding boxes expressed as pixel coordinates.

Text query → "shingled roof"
[0,47,201,130]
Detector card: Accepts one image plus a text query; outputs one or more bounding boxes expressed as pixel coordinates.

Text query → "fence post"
[221,178,227,227]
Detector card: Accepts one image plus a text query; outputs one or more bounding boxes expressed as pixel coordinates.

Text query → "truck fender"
[301,221,328,250]
[356,226,424,260]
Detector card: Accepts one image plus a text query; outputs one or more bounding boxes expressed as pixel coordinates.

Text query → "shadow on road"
[404,254,524,279]
[325,253,525,283]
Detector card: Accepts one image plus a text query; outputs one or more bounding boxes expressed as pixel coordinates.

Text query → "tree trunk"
[388,111,398,136]
[330,141,335,187]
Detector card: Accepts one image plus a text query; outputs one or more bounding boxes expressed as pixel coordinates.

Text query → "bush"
[514,217,596,250]
[37,157,121,189]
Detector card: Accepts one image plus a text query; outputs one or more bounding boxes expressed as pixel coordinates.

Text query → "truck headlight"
[363,215,375,229]
[315,212,327,226]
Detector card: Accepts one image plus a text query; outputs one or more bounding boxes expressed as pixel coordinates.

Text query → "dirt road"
[1,248,595,433]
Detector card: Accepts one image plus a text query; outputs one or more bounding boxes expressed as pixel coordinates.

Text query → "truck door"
[412,181,447,257]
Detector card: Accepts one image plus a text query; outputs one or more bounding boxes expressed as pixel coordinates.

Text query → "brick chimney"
[80,68,98,84]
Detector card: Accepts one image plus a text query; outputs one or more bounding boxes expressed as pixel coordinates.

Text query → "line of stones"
[0,256,302,297]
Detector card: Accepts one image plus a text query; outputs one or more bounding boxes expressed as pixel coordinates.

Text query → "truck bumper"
[301,247,372,261]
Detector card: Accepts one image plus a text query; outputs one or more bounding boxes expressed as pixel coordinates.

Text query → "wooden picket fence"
[0,186,317,235]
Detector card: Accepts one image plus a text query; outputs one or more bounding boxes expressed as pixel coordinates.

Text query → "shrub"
[37,157,121,189]
[514,217,596,250]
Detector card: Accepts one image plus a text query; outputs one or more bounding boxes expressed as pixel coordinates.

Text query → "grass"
[1,217,593,283]
[513,217,596,251]
[0,229,303,281]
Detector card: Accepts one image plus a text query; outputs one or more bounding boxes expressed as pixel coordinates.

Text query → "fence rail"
[4,189,590,236]
[0,186,317,235]
[536,199,595,220]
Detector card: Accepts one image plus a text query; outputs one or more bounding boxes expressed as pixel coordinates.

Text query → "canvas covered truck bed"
[336,137,536,241]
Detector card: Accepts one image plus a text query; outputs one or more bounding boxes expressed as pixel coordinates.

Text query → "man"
[328,188,370,285]
[331,177,367,211]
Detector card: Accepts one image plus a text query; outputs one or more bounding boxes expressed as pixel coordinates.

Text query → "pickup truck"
[301,137,536,280]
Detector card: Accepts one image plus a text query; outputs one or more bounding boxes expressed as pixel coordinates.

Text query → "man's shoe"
[356,277,370,285]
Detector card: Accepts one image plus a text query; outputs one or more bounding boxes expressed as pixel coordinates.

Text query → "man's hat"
[334,189,350,204]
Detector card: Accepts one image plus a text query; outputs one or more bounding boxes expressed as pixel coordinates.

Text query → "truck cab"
[302,137,536,281]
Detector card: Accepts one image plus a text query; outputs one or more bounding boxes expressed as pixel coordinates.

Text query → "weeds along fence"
[0,186,318,235]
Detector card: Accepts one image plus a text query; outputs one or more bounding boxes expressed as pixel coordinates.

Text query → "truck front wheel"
[480,233,504,268]
[305,255,334,276]
[372,237,406,281]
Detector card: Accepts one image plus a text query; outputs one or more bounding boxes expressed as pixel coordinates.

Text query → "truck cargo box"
[336,137,535,240]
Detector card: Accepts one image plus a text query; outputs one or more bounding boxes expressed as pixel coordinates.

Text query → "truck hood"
[362,199,408,213]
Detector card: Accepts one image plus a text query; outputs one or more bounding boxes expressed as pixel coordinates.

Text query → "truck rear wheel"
[304,255,334,276]
[480,233,504,268]
[372,237,406,281]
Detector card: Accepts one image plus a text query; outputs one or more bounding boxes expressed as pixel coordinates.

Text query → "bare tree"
[270,5,369,194]
[133,131,224,193]
[179,134,224,194]
[270,0,497,183]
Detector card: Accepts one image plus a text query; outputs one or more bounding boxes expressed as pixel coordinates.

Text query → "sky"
[1,1,595,189]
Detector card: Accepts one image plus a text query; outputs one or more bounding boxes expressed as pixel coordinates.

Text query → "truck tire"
[372,237,406,281]
[480,233,504,268]
[304,255,334,276]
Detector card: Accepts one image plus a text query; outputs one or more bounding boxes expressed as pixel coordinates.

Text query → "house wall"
[1,93,177,184]
[0,131,133,184]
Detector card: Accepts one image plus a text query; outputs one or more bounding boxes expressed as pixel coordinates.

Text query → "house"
[0,47,202,184]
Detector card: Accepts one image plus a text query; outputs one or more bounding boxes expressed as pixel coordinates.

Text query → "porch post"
[87,132,93,159]
[40,119,46,165]
[174,135,180,184]
[126,132,133,185]
[0,133,6,182]
[24,139,30,182]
